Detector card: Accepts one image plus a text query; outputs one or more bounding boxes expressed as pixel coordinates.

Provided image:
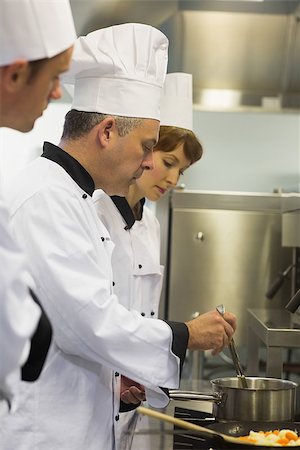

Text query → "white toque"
[0,0,76,66]
[160,73,193,131]
[62,23,169,120]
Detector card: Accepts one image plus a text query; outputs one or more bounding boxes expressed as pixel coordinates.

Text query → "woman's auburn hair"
[156,126,203,165]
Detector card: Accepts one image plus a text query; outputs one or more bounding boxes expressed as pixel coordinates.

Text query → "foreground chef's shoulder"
[10,156,85,201]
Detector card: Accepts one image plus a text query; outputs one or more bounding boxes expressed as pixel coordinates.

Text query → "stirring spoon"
[216,304,248,388]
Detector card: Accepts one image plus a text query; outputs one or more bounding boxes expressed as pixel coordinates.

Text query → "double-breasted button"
[138,264,142,269]
[82,193,87,199]
[115,372,119,377]
[141,312,145,317]
[101,237,105,242]
[112,281,115,287]
[151,311,155,316]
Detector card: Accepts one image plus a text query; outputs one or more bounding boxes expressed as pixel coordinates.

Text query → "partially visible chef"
[0,23,236,450]
[0,0,76,414]
[92,72,209,450]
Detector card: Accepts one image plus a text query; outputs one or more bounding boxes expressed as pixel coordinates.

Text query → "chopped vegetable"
[238,429,300,446]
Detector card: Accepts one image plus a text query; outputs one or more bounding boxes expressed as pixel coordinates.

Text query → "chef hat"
[62,23,169,120]
[0,0,76,66]
[160,72,193,131]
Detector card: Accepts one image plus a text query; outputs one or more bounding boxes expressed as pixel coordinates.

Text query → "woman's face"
[135,143,191,201]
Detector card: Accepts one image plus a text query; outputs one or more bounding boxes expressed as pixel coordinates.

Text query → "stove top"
[173,407,218,449]
[173,407,300,450]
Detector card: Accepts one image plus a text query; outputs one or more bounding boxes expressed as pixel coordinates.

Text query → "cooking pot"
[169,376,298,422]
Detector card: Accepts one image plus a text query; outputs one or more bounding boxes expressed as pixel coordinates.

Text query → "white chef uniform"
[0,26,188,450]
[0,194,40,411]
[93,72,194,450]
[0,0,76,412]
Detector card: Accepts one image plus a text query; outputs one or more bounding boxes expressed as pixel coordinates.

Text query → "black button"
[151,311,155,316]
[115,415,119,421]
[112,281,115,286]
[82,193,87,199]
[141,312,145,317]
[138,264,142,269]
[115,372,119,377]
[101,237,105,242]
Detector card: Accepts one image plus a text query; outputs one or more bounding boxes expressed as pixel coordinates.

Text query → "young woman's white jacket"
[0,142,188,450]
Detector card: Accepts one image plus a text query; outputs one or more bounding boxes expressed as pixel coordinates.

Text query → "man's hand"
[120,375,146,405]
[185,310,237,355]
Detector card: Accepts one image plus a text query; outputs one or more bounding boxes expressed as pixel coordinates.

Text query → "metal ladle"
[216,304,248,388]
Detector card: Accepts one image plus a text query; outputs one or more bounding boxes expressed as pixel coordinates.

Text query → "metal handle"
[216,304,248,388]
[228,340,244,378]
[169,389,223,405]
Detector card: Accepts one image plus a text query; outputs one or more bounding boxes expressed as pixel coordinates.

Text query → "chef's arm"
[119,322,188,413]
[21,288,52,382]
[164,321,189,375]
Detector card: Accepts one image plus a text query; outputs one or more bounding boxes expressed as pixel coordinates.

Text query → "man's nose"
[142,152,154,171]
[49,79,62,101]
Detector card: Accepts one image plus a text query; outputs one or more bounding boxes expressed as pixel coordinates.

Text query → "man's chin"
[104,187,129,197]
[16,124,34,134]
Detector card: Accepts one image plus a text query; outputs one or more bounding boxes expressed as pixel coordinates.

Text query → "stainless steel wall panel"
[166,191,293,345]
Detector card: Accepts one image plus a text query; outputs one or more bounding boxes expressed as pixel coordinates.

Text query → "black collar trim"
[41,142,95,196]
[110,196,145,230]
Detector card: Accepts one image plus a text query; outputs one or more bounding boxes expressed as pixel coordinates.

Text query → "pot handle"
[169,389,223,404]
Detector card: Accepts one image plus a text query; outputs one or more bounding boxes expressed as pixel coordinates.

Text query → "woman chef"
[0,0,76,414]
[93,73,204,449]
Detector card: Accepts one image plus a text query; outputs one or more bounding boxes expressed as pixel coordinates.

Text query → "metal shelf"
[247,308,300,378]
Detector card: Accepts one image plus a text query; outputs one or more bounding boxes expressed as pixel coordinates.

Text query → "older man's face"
[101,118,160,196]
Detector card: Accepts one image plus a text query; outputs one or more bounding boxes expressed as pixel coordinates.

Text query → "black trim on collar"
[42,142,95,196]
[110,196,145,230]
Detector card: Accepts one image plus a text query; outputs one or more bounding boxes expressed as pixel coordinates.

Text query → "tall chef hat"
[0,0,76,66]
[62,23,169,120]
[160,72,193,131]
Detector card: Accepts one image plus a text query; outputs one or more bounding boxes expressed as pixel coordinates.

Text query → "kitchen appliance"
[282,193,300,316]
[162,190,293,346]
[138,405,300,449]
[69,0,300,111]
[173,407,300,450]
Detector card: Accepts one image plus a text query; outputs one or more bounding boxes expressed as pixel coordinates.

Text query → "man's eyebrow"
[145,138,158,147]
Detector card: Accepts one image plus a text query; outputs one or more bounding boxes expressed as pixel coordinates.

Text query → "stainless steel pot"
[169,376,298,422]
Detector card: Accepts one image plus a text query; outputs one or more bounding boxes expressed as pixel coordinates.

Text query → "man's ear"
[96,116,116,147]
[1,60,30,93]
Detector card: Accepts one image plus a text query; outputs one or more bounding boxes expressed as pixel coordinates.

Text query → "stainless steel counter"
[247,308,300,378]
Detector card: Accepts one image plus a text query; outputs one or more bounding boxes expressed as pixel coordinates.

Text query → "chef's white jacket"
[93,192,164,450]
[0,193,40,411]
[93,192,163,316]
[0,142,188,450]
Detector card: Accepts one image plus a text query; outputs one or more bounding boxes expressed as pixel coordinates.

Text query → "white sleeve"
[0,197,40,386]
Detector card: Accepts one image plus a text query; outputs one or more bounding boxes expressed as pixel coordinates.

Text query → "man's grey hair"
[61,109,142,140]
